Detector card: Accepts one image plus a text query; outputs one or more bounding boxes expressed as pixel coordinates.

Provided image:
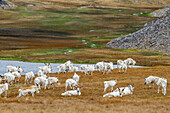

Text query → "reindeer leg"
[111,86,113,92]
[158,85,160,93]
[152,83,154,89]
[53,83,55,90]
[4,90,7,98]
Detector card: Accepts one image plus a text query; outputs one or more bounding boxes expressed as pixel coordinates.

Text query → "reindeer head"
[144,78,147,85]
[18,67,24,73]
[128,84,134,94]
[36,85,41,93]
[118,87,125,97]
[77,86,82,95]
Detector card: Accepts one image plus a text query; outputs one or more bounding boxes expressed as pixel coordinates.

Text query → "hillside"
[2,0,169,10]
[107,7,170,55]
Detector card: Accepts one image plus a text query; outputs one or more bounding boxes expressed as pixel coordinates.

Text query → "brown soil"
[0,66,169,113]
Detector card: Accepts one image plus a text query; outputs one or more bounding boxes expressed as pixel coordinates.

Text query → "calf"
[84,65,95,75]
[65,79,78,91]
[34,77,48,89]
[0,83,8,98]
[39,63,52,76]
[157,78,167,95]
[117,60,124,68]
[47,77,59,89]
[17,85,40,97]
[103,62,114,74]
[4,72,15,85]
[118,62,127,73]
[104,80,117,92]
[25,72,35,84]
[7,66,18,72]
[38,69,46,77]
[80,64,88,74]
[57,64,66,74]
[12,71,21,83]
[96,61,104,72]
[61,87,82,96]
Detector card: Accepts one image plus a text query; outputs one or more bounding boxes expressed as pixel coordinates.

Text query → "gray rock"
[0,0,16,9]
[107,10,170,55]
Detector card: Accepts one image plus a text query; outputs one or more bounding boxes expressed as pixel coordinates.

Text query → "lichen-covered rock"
[150,6,170,17]
[107,15,170,55]
[0,0,16,9]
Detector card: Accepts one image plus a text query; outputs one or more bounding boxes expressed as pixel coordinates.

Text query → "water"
[0,60,142,75]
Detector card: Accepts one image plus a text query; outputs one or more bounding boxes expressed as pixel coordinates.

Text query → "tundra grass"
[0,66,169,113]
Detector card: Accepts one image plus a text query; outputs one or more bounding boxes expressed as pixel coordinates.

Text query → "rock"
[0,0,16,9]
[107,10,170,55]
[150,6,170,17]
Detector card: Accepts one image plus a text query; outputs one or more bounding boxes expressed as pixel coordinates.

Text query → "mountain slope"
[107,14,170,55]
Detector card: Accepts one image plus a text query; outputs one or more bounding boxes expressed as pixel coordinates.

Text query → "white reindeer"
[126,58,136,67]
[73,73,80,83]
[61,87,82,96]
[80,64,88,74]
[34,77,48,89]
[12,71,21,83]
[71,66,79,73]
[85,65,95,75]
[114,84,134,96]
[157,78,167,95]
[117,60,124,68]
[103,87,125,97]
[65,79,78,91]
[25,71,35,84]
[0,83,8,98]
[118,62,127,73]
[39,63,52,76]
[104,80,117,92]
[6,66,18,72]
[103,62,114,74]
[17,85,40,97]
[47,77,59,89]
[4,72,15,85]
[144,76,160,89]
[57,64,66,74]
[96,61,104,72]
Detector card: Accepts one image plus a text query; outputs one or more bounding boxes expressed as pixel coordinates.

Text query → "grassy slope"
[0,0,169,65]
[0,1,169,65]
[0,66,169,113]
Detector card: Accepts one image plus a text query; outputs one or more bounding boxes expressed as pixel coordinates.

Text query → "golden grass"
[22,48,170,66]
[0,66,169,113]
[16,0,169,8]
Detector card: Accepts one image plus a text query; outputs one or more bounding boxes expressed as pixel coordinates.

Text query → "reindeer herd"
[0,58,168,98]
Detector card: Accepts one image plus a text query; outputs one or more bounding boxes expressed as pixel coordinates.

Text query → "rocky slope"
[0,0,16,9]
[150,6,170,17]
[107,7,170,55]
